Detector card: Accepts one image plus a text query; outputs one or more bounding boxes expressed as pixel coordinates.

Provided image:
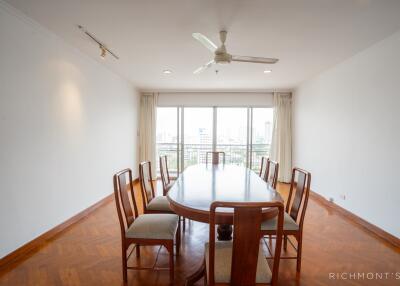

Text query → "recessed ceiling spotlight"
[264,69,272,74]
[163,70,172,74]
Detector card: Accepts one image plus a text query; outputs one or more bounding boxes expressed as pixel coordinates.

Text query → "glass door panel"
[156,107,179,176]
[183,108,213,168]
[216,108,248,166]
[251,108,273,171]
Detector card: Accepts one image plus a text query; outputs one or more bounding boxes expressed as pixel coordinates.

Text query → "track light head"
[78,25,119,60]
[100,45,107,59]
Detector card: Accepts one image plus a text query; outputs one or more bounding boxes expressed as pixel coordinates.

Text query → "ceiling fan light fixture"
[264,69,272,74]
[216,61,230,65]
[163,69,172,74]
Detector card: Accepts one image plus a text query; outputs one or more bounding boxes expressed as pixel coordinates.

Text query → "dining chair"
[206,151,226,165]
[203,201,285,286]
[261,167,311,272]
[159,155,174,196]
[113,168,180,284]
[259,157,270,181]
[159,156,188,230]
[140,161,187,232]
[139,161,174,214]
[265,160,279,189]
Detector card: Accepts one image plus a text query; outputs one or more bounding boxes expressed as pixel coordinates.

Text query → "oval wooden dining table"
[167,164,283,285]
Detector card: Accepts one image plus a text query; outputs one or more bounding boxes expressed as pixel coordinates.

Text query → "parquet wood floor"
[0,181,399,285]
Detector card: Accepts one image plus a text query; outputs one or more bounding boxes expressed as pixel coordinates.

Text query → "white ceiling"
[5,0,400,91]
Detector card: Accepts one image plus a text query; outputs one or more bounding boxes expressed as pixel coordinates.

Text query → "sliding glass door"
[156,106,273,175]
[250,108,273,172]
[183,108,213,168]
[156,107,179,175]
[216,108,248,166]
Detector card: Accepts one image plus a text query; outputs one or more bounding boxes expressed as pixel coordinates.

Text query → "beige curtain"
[139,93,157,177]
[270,92,292,183]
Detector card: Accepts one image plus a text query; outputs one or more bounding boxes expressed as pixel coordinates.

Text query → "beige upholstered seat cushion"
[205,241,272,284]
[147,196,172,212]
[261,213,299,231]
[125,213,178,240]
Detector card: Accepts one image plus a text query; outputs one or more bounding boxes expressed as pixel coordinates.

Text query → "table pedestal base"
[185,261,205,286]
[217,224,233,241]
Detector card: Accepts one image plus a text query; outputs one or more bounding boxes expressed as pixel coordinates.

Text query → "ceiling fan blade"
[193,60,215,74]
[231,55,279,64]
[192,33,218,53]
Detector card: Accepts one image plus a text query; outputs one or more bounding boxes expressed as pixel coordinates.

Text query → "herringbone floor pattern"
[0,181,399,285]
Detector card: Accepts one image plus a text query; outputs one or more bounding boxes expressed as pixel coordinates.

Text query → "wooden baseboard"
[310,191,400,249]
[0,193,116,270]
[0,177,145,270]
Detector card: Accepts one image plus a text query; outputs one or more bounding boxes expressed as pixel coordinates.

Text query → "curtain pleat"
[270,92,292,183]
[139,93,157,177]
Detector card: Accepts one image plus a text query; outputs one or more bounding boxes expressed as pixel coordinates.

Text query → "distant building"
[199,128,211,163]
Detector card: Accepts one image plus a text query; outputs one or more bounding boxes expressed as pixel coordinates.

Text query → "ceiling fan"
[192,30,279,74]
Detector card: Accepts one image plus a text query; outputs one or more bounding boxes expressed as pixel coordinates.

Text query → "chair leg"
[296,235,303,272]
[167,242,175,284]
[136,244,140,257]
[176,219,181,256]
[122,243,128,283]
[183,217,186,231]
[283,235,288,251]
[203,259,207,286]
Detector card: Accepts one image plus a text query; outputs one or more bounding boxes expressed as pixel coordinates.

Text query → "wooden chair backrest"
[208,201,284,286]
[266,160,279,189]
[139,161,156,210]
[259,157,270,180]
[286,168,311,229]
[113,169,138,237]
[206,152,226,165]
[159,155,171,193]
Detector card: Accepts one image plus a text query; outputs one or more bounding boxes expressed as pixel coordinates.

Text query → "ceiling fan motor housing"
[192,30,278,72]
[214,31,231,64]
[214,53,231,64]
[214,45,231,64]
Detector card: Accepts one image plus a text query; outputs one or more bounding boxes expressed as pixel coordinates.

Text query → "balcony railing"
[156,142,270,174]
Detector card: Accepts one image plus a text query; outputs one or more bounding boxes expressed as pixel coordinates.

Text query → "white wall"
[0,3,140,258]
[293,30,400,238]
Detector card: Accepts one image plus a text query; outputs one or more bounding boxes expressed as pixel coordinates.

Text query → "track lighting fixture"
[100,45,107,59]
[78,25,119,60]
